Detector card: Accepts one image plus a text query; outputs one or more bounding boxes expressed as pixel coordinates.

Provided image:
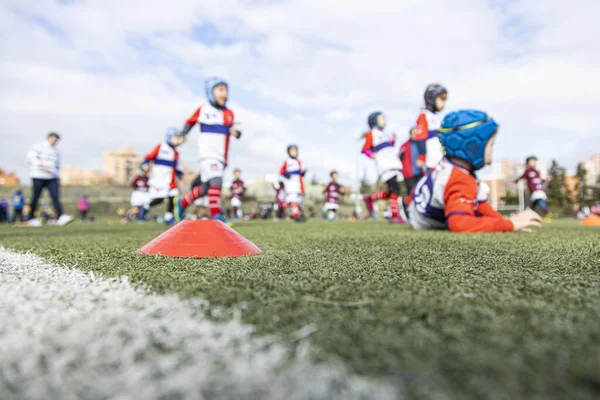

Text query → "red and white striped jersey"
[144,142,181,191]
[184,103,235,165]
[280,157,305,195]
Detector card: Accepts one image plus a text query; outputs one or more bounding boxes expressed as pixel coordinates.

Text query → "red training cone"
[137,220,262,258]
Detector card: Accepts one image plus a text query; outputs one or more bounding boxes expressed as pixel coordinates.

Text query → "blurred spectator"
[26,132,73,227]
[0,199,8,223]
[11,189,25,223]
[78,195,90,221]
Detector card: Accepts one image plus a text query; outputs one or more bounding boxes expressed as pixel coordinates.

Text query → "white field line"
[0,248,401,400]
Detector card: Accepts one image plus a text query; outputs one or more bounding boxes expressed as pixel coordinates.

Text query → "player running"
[323,170,345,221]
[272,181,286,220]
[174,77,242,222]
[280,144,306,222]
[129,163,150,222]
[230,168,246,220]
[143,127,185,225]
[515,156,550,218]
[361,112,407,224]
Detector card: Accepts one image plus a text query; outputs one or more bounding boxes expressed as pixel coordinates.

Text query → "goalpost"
[483,174,525,213]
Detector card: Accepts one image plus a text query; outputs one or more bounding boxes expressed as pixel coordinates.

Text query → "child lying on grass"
[407,109,542,233]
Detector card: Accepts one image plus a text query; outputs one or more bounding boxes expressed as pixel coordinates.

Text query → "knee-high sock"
[181,186,203,208]
[290,203,300,218]
[369,192,389,201]
[208,186,222,217]
[390,193,399,218]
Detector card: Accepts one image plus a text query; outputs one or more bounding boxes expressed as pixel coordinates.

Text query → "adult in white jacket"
[26,132,73,226]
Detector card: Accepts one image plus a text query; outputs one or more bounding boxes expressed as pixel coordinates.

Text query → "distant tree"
[592,174,600,202]
[575,162,588,203]
[310,174,319,186]
[546,160,568,207]
[360,178,372,194]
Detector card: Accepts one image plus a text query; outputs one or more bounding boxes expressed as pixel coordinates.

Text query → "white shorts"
[530,190,547,202]
[407,202,446,230]
[130,191,150,208]
[194,196,208,207]
[199,159,225,181]
[286,192,304,204]
[231,197,242,208]
[380,169,404,184]
[149,186,179,200]
[324,202,339,210]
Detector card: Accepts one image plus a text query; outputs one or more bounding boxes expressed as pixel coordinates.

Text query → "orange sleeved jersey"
[407,159,514,233]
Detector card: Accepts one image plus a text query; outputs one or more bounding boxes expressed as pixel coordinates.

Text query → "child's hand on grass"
[510,209,543,232]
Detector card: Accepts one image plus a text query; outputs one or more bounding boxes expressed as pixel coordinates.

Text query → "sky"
[1,0,599,186]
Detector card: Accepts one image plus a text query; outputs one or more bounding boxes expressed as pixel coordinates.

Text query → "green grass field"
[1,219,599,399]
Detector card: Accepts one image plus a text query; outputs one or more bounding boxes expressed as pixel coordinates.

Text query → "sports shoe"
[212,213,227,224]
[544,212,556,222]
[27,218,42,227]
[173,196,185,222]
[389,216,408,224]
[56,214,74,226]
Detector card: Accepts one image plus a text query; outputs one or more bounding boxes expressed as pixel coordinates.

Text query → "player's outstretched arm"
[509,209,543,232]
[445,177,514,233]
[182,107,201,135]
[476,201,504,219]
[514,171,526,184]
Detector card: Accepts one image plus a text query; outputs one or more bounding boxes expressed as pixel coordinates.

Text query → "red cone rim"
[137,220,262,258]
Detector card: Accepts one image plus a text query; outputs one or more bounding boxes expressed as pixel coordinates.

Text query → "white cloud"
[1,0,599,186]
[325,110,352,122]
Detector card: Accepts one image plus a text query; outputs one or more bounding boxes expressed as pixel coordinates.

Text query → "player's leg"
[48,179,73,226]
[530,199,540,214]
[363,189,389,219]
[29,178,45,221]
[231,197,241,220]
[47,178,63,218]
[163,196,176,225]
[236,200,244,219]
[386,173,407,224]
[207,179,224,220]
[149,198,164,208]
[275,203,284,219]
[176,161,224,221]
[287,192,302,221]
[538,199,549,216]
[162,188,179,224]
[327,207,337,222]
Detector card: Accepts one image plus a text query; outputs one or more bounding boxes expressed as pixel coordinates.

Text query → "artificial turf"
[1,219,599,399]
